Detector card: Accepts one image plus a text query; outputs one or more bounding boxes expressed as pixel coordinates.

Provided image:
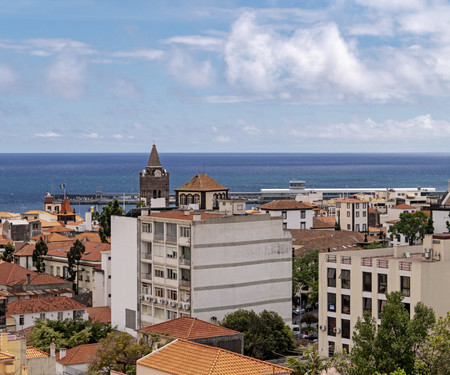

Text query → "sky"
[1,0,450,153]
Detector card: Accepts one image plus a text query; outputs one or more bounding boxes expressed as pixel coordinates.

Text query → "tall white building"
[111,209,292,335]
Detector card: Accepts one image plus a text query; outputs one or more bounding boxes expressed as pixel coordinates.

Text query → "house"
[0,262,73,304]
[136,339,293,375]
[22,210,58,223]
[56,342,100,375]
[137,316,244,354]
[112,183,292,336]
[317,233,450,357]
[2,219,30,242]
[86,306,111,324]
[14,244,36,271]
[381,203,416,225]
[259,200,315,229]
[7,296,88,330]
[430,184,450,233]
[335,198,369,232]
[0,212,21,224]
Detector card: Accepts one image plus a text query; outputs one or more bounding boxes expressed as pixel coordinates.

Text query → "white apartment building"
[259,200,315,230]
[111,211,292,336]
[318,233,450,357]
[335,198,368,232]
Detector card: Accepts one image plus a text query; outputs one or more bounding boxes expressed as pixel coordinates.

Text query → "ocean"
[0,153,449,214]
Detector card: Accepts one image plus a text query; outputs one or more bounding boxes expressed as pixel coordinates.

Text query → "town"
[0,145,449,375]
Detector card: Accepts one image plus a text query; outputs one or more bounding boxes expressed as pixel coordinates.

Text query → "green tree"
[336,292,435,375]
[136,200,145,208]
[33,238,48,273]
[415,312,450,375]
[300,313,318,330]
[220,309,295,360]
[67,239,86,294]
[92,199,125,243]
[293,249,319,303]
[87,331,151,375]
[286,345,330,375]
[1,242,15,262]
[363,242,386,249]
[388,211,431,245]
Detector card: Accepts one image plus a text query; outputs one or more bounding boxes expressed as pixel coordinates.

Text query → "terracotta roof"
[175,174,228,192]
[75,232,101,242]
[38,219,60,228]
[46,241,111,262]
[26,346,50,359]
[7,296,86,315]
[392,204,415,210]
[138,317,240,339]
[335,198,368,203]
[0,351,15,362]
[14,244,35,257]
[31,233,74,243]
[313,217,336,229]
[60,196,74,215]
[137,339,293,375]
[421,210,430,217]
[44,226,73,233]
[385,220,399,224]
[149,211,226,222]
[56,343,101,365]
[259,200,315,210]
[86,306,111,324]
[0,239,12,245]
[147,144,162,168]
[0,262,69,286]
[0,211,20,218]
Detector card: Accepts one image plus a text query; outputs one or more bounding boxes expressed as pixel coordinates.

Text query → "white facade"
[92,250,111,307]
[10,309,88,331]
[111,215,139,336]
[431,209,450,233]
[260,208,314,230]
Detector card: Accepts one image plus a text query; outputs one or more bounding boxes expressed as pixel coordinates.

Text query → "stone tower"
[140,144,170,207]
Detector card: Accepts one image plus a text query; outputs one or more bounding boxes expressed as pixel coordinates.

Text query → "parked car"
[292,307,305,316]
[305,304,313,312]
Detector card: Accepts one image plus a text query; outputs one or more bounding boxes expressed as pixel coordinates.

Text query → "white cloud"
[34,131,62,138]
[168,49,215,87]
[112,134,123,139]
[84,132,102,139]
[110,78,141,98]
[203,95,259,103]
[164,35,223,51]
[134,122,143,129]
[243,125,260,135]
[0,65,17,92]
[211,126,218,133]
[214,135,232,143]
[112,49,164,60]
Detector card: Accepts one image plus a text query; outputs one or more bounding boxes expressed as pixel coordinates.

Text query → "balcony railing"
[141,272,152,280]
[142,253,152,260]
[341,256,352,265]
[154,233,164,241]
[166,234,177,242]
[377,259,389,269]
[399,262,412,271]
[361,258,373,267]
[179,279,191,287]
[326,254,337,263]
[179,257,191,266]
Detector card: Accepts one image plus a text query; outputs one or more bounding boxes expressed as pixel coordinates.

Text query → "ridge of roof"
[175,174,228,192]
[56,342,101,365]
[7,296,86,315]
[59,196,74,215]
[259,200,315,210]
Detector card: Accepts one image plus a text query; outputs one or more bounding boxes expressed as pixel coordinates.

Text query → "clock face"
[154,170,161,177]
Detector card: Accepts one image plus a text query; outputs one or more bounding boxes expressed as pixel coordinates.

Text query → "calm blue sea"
[0,153,449,214]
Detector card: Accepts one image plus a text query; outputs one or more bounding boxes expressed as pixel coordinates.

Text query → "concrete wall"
[27,356,56,375]
[431,210,450,234]
[192,333,244,354]
[111,215,139,336]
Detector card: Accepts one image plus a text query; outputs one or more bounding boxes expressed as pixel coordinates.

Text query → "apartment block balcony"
[141,252,152,260]
[179,257,191,266]
[141,272,152,281]
[179,279,191,287]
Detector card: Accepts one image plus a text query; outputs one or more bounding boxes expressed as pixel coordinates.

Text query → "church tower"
[140,144,170,207]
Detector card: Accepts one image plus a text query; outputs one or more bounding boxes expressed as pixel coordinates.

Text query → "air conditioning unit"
[333,327,341,334]
[319,325,327,331]
[170,301,176,307]
[184,303,191,310]
[144,295,150,301]
[158,298,164,304]
[140,295,145,301]
[177,302,183,308]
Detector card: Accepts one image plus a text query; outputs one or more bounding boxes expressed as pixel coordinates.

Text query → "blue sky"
[1,0,450,153]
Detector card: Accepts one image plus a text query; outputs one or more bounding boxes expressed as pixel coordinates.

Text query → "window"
[154,267,164,278]
[154,222,164,240]
[336,203,341,208]
[167,310,177,320]
[154,244,164,257]
[283,223,287,229]
[378,299,386,318]
[63,267,68,279]
[167,289,177,301]
[155,307,164,319]
[282,211,287,219]
[347,224,351,230]
[58,311,64,320]
[378,274,387,293]
[362,272,372,292]
[300,222,306,229]
[342,344,349,353]
[125,309,136,330]
[356,203,360,209]
[363,211,367,217]
[180,226,190,238]
[327,268,336,287]
[363,297,372,314]
[56,267,61,277]
[328,317,336,336]
[356,224,360,232]
[78,272,83,281]
[363,203,367,209]
[40,313,46,320]
[401,276,410,297]
[342,319,351,339]
[86,272,90,282]
[362,224,367,231]
[166,246,177,258]
[341,270,351,289]
[329,341,335,357]
[356,211,359,218]
[142,223,151,233]
[347,211,350,217]
[167,268,177,280]
[167,224,177,241]
[155,287,164,297]
[50,265,54,275]
[301,211,306,219]
[19,315,24,326]
[347,203,350,209]
[327,293,336,312]
[342,295,351,314]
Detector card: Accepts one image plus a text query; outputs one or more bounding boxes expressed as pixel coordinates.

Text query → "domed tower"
[140,144,170,207]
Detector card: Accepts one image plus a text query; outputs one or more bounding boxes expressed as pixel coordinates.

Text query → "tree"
[415,312,450,375]
[1,242,15,262]
[363,242,386,249]
[286,345,330,375]
[29,318,112,352]
[293,249,319,303]
[67,239,85,294]
[87,331,151,375]
[92,199,125,243]
[220,309,295,360]
[33,238,48,273]
[388,211,431,245]
[336,292,435,375]
[300,313,318,330]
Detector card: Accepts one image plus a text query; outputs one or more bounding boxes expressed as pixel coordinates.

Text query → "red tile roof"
[149,211,225,222]
[56,343,101,365]
[0,351,15,362]
[138,317,240,339]
[313,217,336,229]
[45,241,111,262]
[86,306,111,324]
[7,296,85,315]
[60,196,74,215]
[392,204,415,210]
[44,226,73,233]
[0,262,69,287]
[137,339,293,375]
[26,346,50,359]
[259,200,315,210]
[75,232,101,242]
[14,244,35,257]
[175,174,228,192]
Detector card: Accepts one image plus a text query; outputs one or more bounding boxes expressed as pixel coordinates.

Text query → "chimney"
[26,274,31,285]
[59,348,67,359]
[50,341,55,357]
[22,365,28,375]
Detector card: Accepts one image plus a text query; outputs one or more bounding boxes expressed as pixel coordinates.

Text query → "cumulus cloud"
[112,134,123,139]
[214,135,232,143]
[112,49,164,60]
[84,132,102,139]
[0,65,17,92]
[34,131,62,138]
[168,49,215,87]
[164,35,223,51]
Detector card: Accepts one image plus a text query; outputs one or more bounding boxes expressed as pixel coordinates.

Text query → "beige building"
[335,198,368,232]
[318,233,450,357]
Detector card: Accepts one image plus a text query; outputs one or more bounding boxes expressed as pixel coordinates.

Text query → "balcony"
[142,252,152,260]
[399,262,412,271]
[141,273,152,281]
[179,279,191,287]
[377,259,389,269]
[179,257,191,266]
[361,258,373,267]
[166,234,177,243]
[326,254,337,263]
[341,256,352,265]
[154,233,164,241]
